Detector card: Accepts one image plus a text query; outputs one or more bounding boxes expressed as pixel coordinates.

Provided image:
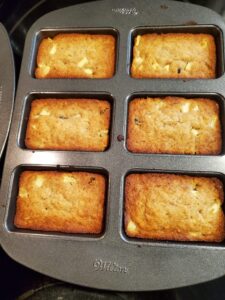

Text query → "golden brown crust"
[127,97,221,155]
[35,34,116,78]
[125,173,225,242]
[25,99,111,151]
[131,33,216,78]
[14,171,106,234]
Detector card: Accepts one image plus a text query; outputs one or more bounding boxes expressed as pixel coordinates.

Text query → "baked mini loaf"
[125,173,225,242]
[25,98,111,151]
[14,171,106,234]
[127,97,221,155]
[131,33,216,78]
[35,33,116,78]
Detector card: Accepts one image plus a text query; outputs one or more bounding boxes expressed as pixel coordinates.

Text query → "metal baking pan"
[1,0,225,291]
[0,23,15,161]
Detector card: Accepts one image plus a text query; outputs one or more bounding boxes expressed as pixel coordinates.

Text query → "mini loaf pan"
[0,23,15,161]
[1,0,225,292]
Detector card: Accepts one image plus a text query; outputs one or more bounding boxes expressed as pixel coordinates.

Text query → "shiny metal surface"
[0,23,14,161]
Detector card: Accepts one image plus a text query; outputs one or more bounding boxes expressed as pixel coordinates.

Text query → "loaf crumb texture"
[35,33,116,78]
[14,171,106,234]
[125,173,225,242]
[25,98,111,151]
[127,97,221,155]
[131,33,216,78]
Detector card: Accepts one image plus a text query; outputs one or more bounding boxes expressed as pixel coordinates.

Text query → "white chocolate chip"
[101,130,108,134]
[63,175,76,184]
[98,129,108,137]
[189,232,199,237]
[191,128,199,136]
[164,65,170,71]
[35,176,44,188]
[209,117,217,128]
[210,203,220,214]
[77,57,88,68]
[135,57,143,64]
[191,190,198,196]
[39,64,50,76]
[136,35,141,46]
[73,113,81,118]
[49,44,57,55]
[127,220,137,233]
[181,103,190,113]
[84,68,93,75]
[185,62,192,71]
[31,124,37,129]
[40,109,50,116]
[193,105,199,112]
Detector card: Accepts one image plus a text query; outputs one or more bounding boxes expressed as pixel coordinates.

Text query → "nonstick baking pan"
[0,23,15,161]
[1,0,225,291]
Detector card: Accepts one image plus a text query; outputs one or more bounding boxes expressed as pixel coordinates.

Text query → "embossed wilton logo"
[93,259,128,274]
[112,8,138,15]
